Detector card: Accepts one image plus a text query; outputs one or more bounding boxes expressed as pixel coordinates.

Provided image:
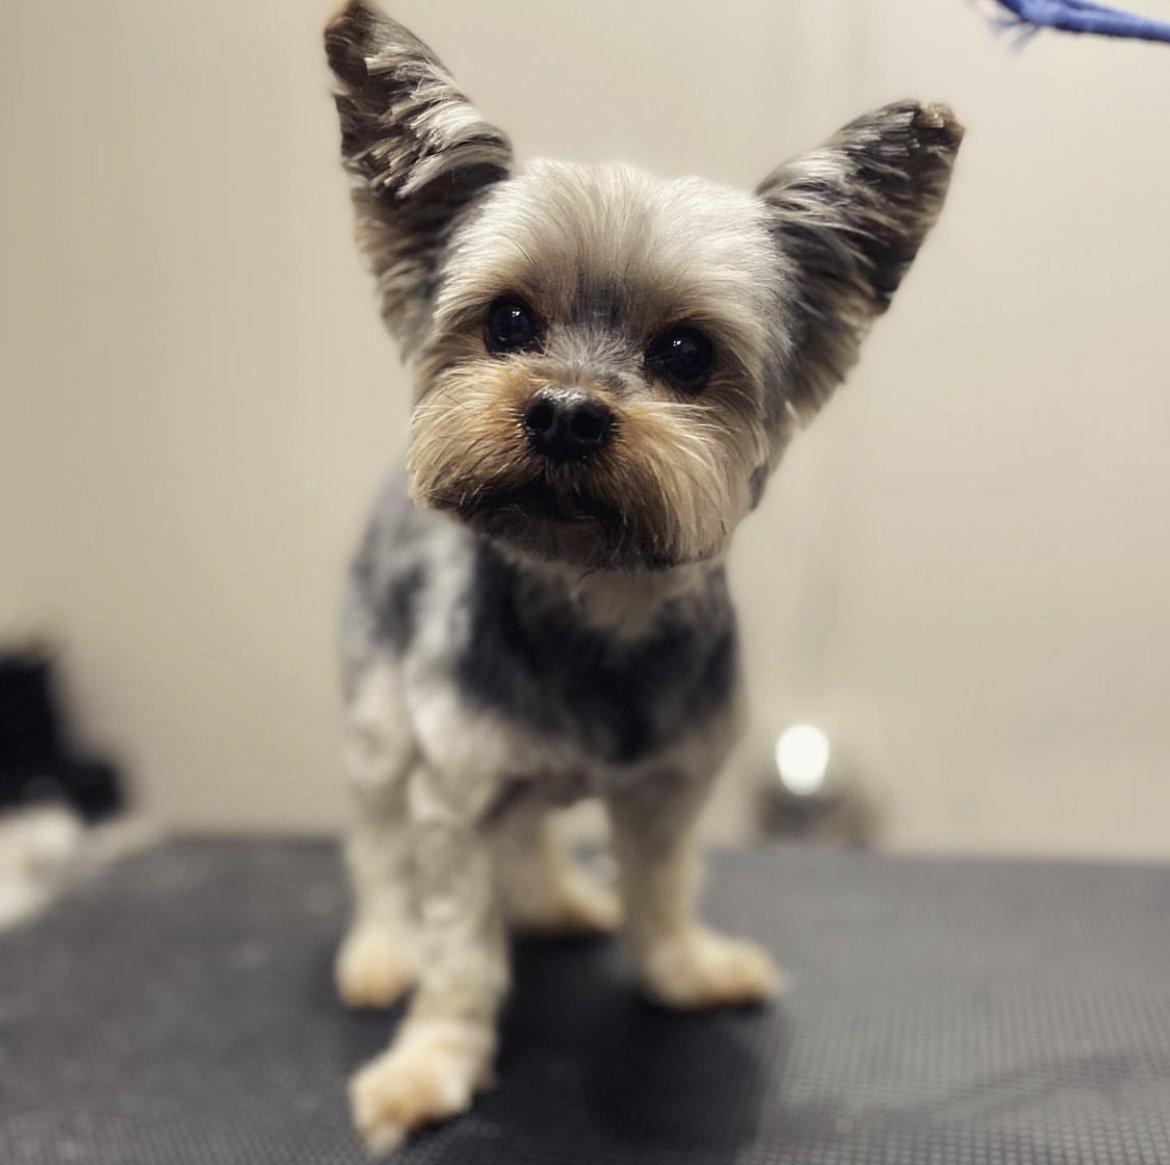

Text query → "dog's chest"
[455,547,739,767]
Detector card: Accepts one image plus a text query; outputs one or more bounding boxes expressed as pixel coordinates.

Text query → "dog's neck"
[506,552,720,642]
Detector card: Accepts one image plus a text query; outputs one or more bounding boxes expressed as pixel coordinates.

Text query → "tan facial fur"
[407,358,754,570]
[407,162,779,569]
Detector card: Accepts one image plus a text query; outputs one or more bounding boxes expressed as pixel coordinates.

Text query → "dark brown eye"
[485,296,541,354]
[645,326,715,392]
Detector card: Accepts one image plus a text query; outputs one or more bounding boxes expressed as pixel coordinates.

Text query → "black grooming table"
[3,838,1170,1165]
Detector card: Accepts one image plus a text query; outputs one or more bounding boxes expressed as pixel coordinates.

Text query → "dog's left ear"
[757,101,963,424]
[326,2,512,352]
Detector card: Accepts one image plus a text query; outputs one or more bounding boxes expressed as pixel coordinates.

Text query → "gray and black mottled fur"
[324,2,962,1153]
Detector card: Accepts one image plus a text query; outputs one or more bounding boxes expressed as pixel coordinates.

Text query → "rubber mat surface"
[2,838,1169,1164]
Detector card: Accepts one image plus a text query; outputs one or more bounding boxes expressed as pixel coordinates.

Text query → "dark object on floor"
[0,647,124,821]
[2,838,1169,1164]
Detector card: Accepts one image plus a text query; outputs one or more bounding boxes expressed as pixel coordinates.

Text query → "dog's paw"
[349,1021,492,1155]
[335,925,415,1010]
[638,927,784,1010]
[510,874,621,939]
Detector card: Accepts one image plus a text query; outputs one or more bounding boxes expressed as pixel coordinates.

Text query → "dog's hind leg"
[335,659,418,1010]
[497,804,620,938]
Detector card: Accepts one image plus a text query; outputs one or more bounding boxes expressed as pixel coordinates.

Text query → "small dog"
[324,2,961,1152]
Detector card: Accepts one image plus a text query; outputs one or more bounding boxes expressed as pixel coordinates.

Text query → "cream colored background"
[2,1,1167,855]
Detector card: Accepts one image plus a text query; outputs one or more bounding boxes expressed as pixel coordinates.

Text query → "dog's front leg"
[607,776,782,1009]
[348,772,506,1155]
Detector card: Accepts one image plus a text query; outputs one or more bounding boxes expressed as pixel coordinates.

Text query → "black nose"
[522,388,613,463]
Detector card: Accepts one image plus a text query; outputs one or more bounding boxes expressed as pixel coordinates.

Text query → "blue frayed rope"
[991,0,1170,43]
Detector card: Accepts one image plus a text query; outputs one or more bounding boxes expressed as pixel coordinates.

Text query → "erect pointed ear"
[757,102,963,421]
[325,2,513,352]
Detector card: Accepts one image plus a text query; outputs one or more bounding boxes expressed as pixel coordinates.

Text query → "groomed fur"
[324,1,962,1153]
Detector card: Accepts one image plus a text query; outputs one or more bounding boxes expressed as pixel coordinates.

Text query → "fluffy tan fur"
[407,359,752,568]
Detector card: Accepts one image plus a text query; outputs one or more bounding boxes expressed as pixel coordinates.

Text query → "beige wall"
[2,1,1168,854]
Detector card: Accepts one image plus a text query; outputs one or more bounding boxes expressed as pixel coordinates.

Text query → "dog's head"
[326,2,962,571]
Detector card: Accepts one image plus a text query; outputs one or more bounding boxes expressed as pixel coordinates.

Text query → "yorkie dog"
[324,1,961,1152]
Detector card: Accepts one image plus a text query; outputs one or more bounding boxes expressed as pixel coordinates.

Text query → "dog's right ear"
[325,2,512,352]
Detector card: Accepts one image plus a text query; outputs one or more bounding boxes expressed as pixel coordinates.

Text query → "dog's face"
[407,164,781,569]
[326,2,962,570]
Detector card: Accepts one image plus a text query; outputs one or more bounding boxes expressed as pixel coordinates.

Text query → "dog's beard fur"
[407,360,749,570]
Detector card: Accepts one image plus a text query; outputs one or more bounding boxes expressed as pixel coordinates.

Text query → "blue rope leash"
[991,0,1170,43]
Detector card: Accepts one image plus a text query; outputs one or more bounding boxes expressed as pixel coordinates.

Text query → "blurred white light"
[775,724,830,796]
